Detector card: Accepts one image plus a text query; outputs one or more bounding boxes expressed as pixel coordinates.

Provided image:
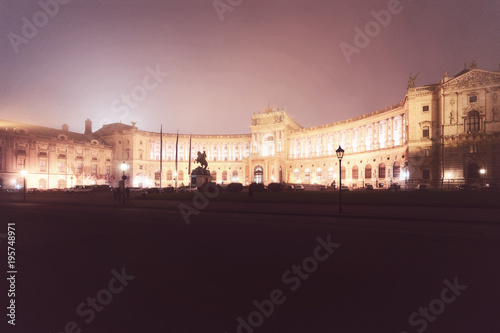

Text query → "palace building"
[1,65,499,190]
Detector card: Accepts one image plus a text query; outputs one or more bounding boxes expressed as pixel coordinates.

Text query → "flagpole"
[188,135,192,189]
[175,130,179,192]
[160,125,162,189]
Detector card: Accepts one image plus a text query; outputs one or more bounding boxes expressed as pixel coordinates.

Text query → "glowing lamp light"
[480,169,486,175]
[336,146,344,161]
[20,170,27,176]
[120,162,127,171]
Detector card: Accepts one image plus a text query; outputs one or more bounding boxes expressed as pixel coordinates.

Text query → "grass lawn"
[139,189,500,208]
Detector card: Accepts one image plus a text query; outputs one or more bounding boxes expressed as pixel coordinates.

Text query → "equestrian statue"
[195,151,208,169]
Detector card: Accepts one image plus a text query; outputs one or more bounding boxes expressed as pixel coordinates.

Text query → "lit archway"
[254,166,263,184]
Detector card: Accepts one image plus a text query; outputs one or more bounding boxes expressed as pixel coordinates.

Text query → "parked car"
[415,184,428,191]
[456,184,472,191]
[66,185,92,193]
[319,185,328,191]
[481,183,499,191]
[249,182,267,192]
[267,183,284,192]
[92,185,112,192]
[340,185,350,191]
[293,184,305,191]
[227,183,243,192]
[162,186,175,193]
[388,184,401,191]
[286,185,295,191]
[365,184,374,190]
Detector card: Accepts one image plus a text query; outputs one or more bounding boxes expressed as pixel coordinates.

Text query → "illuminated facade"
[0,119,112,190]
[1,66,499,189]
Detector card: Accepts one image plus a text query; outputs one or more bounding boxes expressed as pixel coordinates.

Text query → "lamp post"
[120,162,127,205]
[336,146,344,213]
[480,168,486,187]
[20,170,27,201]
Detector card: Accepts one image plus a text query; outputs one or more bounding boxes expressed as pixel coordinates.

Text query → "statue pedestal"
[191,167,212,189]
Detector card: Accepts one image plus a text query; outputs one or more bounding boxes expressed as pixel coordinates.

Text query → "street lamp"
[336,145,344,213]
[121,162,127,204]
[480,168,486,187]
[20,170,27,201]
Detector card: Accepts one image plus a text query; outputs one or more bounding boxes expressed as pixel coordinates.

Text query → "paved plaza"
[1,193,500,332]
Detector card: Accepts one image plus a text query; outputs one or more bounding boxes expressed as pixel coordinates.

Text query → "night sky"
[1,0,499,135]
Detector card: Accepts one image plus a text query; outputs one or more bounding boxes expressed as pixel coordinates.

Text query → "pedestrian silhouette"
[248,185,253,203]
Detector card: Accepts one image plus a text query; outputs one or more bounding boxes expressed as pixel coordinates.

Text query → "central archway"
[468,163,480,179]
[254,166,263,184]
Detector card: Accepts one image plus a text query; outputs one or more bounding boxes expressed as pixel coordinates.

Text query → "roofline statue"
[407,72,419,90]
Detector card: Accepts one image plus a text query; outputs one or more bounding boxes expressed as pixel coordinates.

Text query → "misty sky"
[1,0,499,134]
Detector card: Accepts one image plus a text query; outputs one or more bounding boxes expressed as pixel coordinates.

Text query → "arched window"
[178,170,184,181]
[39,178,47,189]
[393,162,400,179]
[305,169,311,181]
[379,163,386,179]
[468,163,480,179]
[352,166,359,179]
[231,170,238,182]
[222,171,228,181]
[58,179,66,189]
[365,165,372,179]
[341,166,346,180]
[465,111,480,132]
[211,170,217,181]
[328,167,334,180]
[166,170,172,180]
[294,169,300,181]
[254,166,263,184]
[316,168,322,181]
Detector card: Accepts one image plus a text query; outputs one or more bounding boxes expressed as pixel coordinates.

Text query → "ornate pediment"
[462,104,485,116]
[442,69,500,89]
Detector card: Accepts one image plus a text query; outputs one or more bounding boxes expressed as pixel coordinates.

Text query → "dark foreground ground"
[1,192,500,333]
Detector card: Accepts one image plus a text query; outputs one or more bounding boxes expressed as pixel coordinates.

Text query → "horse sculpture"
[195,151,208,169]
